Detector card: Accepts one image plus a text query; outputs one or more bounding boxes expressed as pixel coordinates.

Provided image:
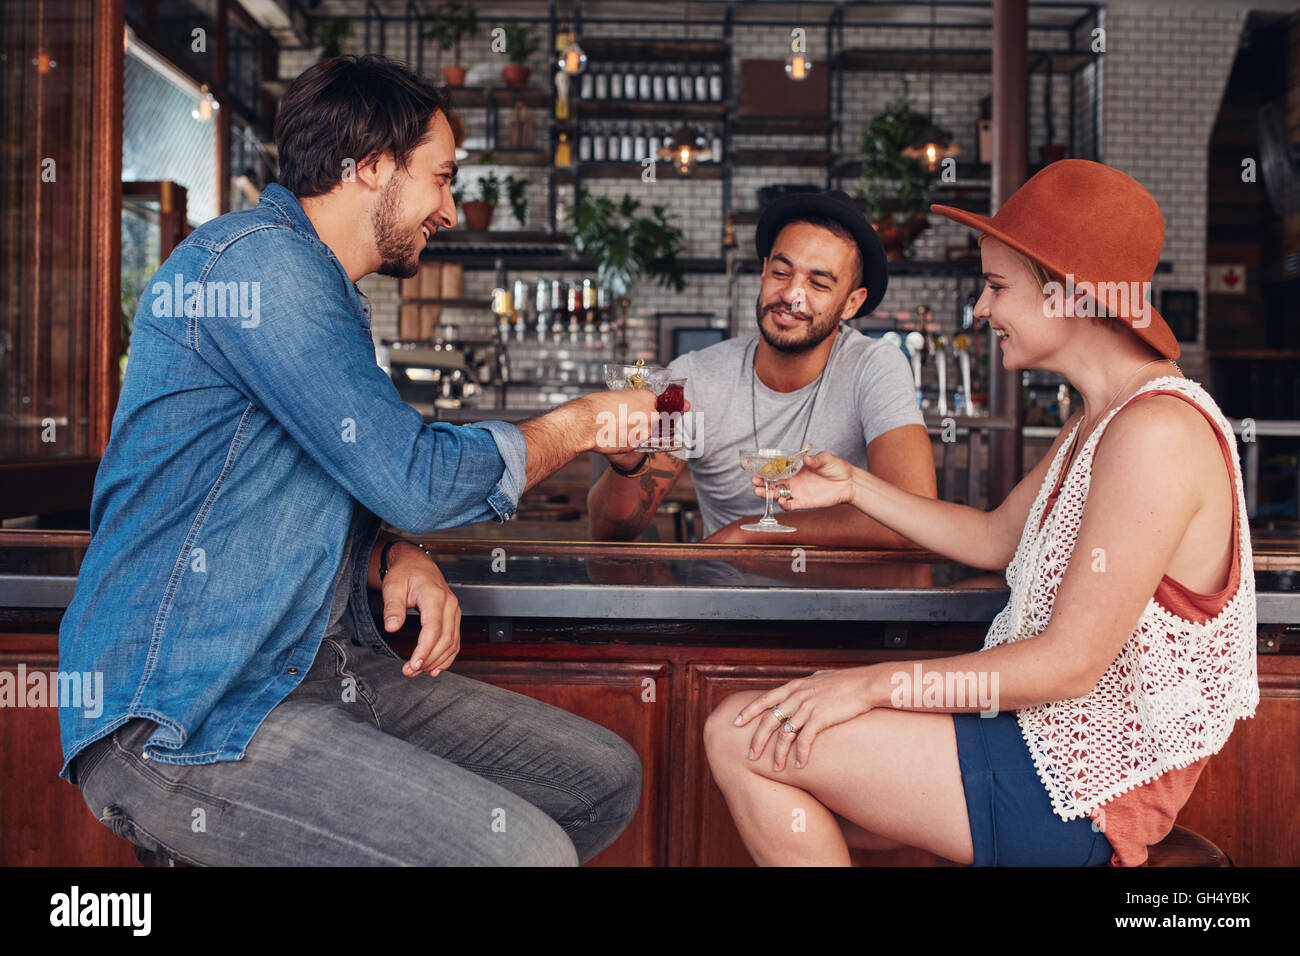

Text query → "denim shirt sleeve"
[187,228,518,530]
[468,420,527,507]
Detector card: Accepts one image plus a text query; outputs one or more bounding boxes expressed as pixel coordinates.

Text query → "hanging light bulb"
[785,53,811,81]
[902,125,960,173]
[559,36,587,75]
[192,84,219,122]
[657,124,711,176]
[33,51,56,73]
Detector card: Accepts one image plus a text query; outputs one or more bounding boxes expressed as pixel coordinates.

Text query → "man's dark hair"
[783,216,864,290]
[275,54,450,198]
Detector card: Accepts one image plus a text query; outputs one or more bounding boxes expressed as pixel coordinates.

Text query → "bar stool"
[1093,825,1232,867]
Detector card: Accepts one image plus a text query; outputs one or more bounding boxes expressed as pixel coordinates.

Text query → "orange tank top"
[1036,389,1239,866]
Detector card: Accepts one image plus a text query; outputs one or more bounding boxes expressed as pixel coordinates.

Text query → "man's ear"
[352,151,388,190]
[840,285,868,320]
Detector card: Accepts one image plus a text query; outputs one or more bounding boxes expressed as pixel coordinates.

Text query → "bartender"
[589,189,936,545]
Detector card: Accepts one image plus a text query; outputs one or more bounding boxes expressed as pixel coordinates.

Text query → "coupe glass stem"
[761,479,777,524]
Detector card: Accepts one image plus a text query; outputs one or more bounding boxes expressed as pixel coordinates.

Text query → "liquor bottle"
[633,125,647,162]
[578,129,592,162]
[535,279,550,340]
[652,67,665,102]
[607,125,620,163]
[709,63,724,102]
[579,69,593,100]
[620,125,633,162]
[694,64,708,102]
[639,64,652,101]
[597,283,612,338]
[711,130,724,163]
[647,127,662,160]
[624,64,638,100]
[550,279,565,339]
[554,69,571,120]
[592,123,606,161]
[679,65,693,101]
[567,284,580,338]
[597,63,610,99]
[665,70,679,101]
[582,278,597,335]
[554,132,572,167]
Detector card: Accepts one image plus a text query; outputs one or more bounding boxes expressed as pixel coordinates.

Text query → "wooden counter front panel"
[447,658,671,867]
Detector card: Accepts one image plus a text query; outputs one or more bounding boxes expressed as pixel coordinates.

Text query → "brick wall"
[275,3,1245,399]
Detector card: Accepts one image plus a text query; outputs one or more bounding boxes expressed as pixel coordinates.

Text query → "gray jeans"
[71,636,641,865]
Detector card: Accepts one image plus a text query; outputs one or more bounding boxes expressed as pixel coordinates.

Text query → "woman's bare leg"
[703,690,975,866]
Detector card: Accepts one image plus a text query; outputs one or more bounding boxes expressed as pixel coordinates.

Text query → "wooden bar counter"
[2,530,1298,867]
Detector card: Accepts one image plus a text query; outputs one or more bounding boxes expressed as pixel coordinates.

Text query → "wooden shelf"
[461,149,551,167]
[732,149,832,168]
[576,100,727,120]
[837,48,1096,74]
[397,297,492,308]
[732,257,981,277]
[447,87,550,108]
[557,161,724,180]
[732,115,835,135]
[581,37,728,63]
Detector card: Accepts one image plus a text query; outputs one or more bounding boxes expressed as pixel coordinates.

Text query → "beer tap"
[904,330,926,408]
[952,333,973,416]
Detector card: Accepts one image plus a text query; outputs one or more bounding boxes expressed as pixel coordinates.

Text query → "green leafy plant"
[424,0,478,63]
[569,189,686,298]
[502,23,540,66]
[856,93,937,225]
[506,176,529,227]
[312,17,352,58]
[470,171,501,206]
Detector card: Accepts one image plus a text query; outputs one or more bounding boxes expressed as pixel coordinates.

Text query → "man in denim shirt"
[59,55,661,866]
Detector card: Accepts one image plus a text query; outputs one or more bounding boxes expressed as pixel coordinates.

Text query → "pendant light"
[658,124,711,175]
[785,2,812,80]
[902,0,960,172]
[558,16,586,75]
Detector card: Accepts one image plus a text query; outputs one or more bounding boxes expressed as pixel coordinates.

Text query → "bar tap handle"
[933,334,949,417]
[904,330,926,408]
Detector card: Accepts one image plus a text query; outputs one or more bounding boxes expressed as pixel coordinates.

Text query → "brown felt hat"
[930,159,1179,359]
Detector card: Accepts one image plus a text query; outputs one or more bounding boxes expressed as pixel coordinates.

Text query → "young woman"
[703,160,1259,866]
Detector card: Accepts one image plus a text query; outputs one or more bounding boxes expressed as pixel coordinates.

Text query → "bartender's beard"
[373,172,421,279]
[755,293,845,354]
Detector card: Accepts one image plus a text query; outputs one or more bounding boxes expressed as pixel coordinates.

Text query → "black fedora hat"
[755,189,889,318]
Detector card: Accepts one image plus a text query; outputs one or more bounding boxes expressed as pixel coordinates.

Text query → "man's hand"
[380,543,461,678]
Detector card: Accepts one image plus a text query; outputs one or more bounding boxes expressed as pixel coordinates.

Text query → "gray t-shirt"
[324,506,361,643]
[667,323,922,536]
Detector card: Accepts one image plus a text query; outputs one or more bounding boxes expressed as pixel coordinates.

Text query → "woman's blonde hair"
[977,233,1119,330]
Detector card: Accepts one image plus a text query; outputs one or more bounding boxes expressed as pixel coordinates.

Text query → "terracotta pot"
[502,64,531,88]
[442,65,467,87]
[872,215,930,260]
[461,201,494,232]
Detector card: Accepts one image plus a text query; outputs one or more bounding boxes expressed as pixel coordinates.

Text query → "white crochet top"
[985,376,1259,821]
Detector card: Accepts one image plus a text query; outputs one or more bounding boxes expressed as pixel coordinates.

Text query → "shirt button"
[288,667,299,675]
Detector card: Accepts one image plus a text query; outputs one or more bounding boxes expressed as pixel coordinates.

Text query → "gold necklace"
[1067,358,1180,463]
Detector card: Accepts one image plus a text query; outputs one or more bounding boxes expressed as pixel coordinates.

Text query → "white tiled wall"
[276,3,1245,391]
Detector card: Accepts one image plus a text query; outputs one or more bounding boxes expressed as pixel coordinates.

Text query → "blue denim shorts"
[953,711,1114,866]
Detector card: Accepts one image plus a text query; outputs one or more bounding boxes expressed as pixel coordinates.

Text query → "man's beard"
[373,174,421,279]
[754,293,846,354]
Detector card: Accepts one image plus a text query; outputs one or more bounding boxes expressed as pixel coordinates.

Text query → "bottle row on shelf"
[572,123,724,165]
[576,62,724,104]
[492,276,620,349]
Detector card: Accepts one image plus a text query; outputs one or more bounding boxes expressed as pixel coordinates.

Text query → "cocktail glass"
[739,447,805,533]
[639,378,689,453]
[603,362,670,392]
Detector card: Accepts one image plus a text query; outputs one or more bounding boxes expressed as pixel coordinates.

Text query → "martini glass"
[639,378,690,453]
[603,361,670,392]
[739,447,805,533]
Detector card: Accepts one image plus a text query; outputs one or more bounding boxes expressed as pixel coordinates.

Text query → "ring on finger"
[782,721,799,735]
[771,706,789,723]
[778,484,792,499]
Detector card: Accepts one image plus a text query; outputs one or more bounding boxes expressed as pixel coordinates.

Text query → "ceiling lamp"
[192,84,219,122]
[559,29,587,74]
[903,0,961,173]
[657,124,711,175]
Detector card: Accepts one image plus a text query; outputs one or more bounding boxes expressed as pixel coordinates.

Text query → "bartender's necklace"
[749,327,841,453]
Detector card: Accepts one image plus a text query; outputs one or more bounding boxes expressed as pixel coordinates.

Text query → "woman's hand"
[732,666,878,771]
[750,451,856,512]
[380,544,461,678]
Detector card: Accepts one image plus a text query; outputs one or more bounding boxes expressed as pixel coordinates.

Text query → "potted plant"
[569,189,686,356]
[312,17,352,58]
[458,156,531,232]
[424,1,478,87]
[501,23,539,88]
[856,94,938,259]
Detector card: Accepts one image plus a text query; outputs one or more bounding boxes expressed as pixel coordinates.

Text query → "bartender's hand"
[380,544,461,678]
[751,451,855,512]
[733,666,877,771]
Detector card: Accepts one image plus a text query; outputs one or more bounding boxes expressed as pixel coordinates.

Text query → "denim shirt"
[58,184,527,781]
